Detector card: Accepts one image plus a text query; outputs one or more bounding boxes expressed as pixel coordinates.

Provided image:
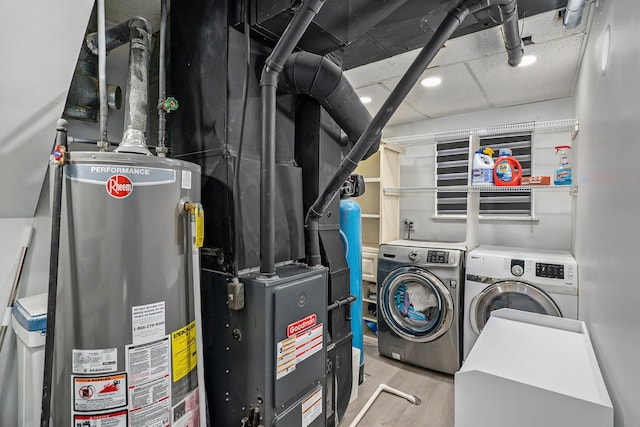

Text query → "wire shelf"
[383,119,579,145]
[384,185,578,195]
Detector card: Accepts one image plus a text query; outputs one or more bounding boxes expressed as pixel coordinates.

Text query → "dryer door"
[470,281,562,334]
[379,266,454,343]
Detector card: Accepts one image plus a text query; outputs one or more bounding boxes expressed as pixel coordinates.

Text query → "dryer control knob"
[511,264,524,276]
[409,250,420,261]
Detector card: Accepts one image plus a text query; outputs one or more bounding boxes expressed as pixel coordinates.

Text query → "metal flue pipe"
[563,0,587,30]
[259,0,326,276]
[304,0,523,267]
[88,17,153,155]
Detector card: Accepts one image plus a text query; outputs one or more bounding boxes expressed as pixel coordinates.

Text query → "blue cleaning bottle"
[554,145,572,185]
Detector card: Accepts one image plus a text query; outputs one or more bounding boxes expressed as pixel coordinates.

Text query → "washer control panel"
[427,250,449,264]
[510,259,525,276]
[536,263,565,279]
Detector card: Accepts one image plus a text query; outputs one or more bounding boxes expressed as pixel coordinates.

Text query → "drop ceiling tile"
[382,63,492,118]
[466,33,585,108]
[356,84,428,126]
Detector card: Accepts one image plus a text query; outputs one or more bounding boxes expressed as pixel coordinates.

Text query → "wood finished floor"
[339,344,454,427]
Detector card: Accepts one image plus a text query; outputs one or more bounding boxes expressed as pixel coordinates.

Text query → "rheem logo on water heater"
[106,175,133,198]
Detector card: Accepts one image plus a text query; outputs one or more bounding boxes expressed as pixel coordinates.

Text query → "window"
[435,134,532,217]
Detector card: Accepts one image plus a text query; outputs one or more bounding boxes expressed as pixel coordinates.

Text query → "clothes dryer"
[377,240,465,374]
[463,245,578,360]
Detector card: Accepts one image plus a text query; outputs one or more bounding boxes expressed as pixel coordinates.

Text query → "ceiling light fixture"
[359,96,372,104]
[518,55,537,67]
[420,77,442,87]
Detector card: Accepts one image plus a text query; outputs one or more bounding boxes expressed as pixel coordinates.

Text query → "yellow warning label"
[171,320,197,382]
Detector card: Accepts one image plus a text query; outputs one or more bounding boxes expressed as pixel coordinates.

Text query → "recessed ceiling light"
[420,77,442,87]
[518,55,537,67]
[359,96,372,104]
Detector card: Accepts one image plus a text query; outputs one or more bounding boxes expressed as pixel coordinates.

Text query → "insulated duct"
[563,0,587,30]
[304,0,524,266]
[87,17,153,155]
[280,51,380,160]
[260,0,327,276]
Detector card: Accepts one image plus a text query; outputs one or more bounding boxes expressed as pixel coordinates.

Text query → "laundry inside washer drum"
[393,281,441,328]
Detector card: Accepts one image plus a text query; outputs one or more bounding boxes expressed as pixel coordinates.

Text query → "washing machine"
[463,245,578,360]
[377,240,465,374]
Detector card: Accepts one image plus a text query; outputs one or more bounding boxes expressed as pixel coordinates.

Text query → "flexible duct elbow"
[280,51,380,160]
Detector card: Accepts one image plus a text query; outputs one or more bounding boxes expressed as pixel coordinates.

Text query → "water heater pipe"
[279,51,380,160]
[40,119,69,427]
[259,0,327,276]
[97,0,108,150]
[157,0,169,157]
[304,0,523,266]
[563,0,587,30]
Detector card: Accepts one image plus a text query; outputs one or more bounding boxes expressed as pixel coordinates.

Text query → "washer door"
[380,266,454,343]
[470,281,562,334]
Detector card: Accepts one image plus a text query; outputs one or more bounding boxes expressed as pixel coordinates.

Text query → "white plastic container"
[350,346,362,403]
[471,150,495,186]
[12,293,47,427]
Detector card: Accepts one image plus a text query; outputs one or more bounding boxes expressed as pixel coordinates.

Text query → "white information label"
[73,373,127,412]
[276,336,296,380]
[73,348,118,374]
[276,322,324,380]
[132,302,166,345]
[295,324,323,363]
[126,337,172,427]
[181,170,192,190]
[301,386,323,427]
[73,409,128,427]
[172,387,201,427]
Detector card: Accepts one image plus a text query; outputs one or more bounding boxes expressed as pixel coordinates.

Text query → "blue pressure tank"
[339,175,365,382]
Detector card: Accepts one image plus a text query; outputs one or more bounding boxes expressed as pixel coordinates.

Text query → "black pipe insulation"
[41,119,69,427]
[279,51,380,160]
[259,0,327,276]
[304,0,523,266]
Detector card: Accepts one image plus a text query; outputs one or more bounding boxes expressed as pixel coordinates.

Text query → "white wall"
[384,98,576,251]
[573,0,640,425]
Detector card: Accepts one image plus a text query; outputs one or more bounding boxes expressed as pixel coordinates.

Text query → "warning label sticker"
[73,409,128,427]
[126,337,171,427]
[276,336,297,380]
[132,302,166,345]
[73,373,127,412]
[172,387,200,427]
[171,321,198,383]
[73,348,118,374]
[301,386,323,427]
[276,319,324,380]
[181,170,192,190]
[295,324,323,364]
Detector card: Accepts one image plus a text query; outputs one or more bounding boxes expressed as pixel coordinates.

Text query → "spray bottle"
[554,145,572,185]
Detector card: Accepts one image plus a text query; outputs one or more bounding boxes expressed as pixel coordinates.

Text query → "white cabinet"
[353,142,404,344]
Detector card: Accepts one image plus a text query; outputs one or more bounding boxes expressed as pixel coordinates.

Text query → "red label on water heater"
[106,175,133,198]
[287,314,317,337]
